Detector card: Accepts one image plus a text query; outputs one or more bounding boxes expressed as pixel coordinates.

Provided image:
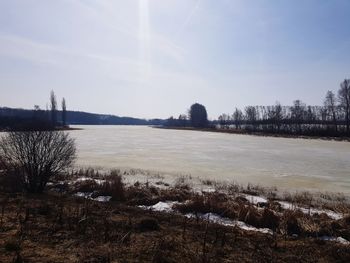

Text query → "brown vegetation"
[0,192,349,263]
[1,167,350,262]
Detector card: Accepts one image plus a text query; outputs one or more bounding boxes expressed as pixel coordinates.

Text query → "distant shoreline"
[56,126,83,131]
[156,126,350,142]
[0,126,83,132]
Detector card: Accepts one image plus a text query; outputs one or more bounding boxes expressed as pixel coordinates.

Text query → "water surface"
[70,125,350,194]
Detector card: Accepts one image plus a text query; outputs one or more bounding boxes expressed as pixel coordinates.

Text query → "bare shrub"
[0,130,76,193]
[74,180,99,193]
[260,208,280,231]
[99,170,125,201]
[126,186,155,205]
[158,188,192,202]
[294,192,313,205]
[174,192,237,219]
[238,205,261,227]
[281,210,320,237]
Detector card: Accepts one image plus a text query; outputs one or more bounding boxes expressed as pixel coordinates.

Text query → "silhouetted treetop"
[189,103,208,128]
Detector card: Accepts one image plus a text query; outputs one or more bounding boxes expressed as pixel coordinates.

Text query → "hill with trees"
[0,107,165,129]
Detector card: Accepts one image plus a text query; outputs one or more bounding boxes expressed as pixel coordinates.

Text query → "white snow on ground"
[139,202,348,243]
[240,195,343,220]
[93,196,112,202]
[200,187,216,193]
[74,192,111,203]
[243,194,268,204]
[278,201,343,220]
[75,192,91,198]
[73,190,349,245]
[321,236,350,245]
[185,212,273,235]
[138,201,179,212]
[73,177,106,185]
[138,202,273,234]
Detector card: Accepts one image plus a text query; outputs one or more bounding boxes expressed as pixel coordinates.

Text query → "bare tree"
[50,90,57,126]
[0,130,76,193]
[266,102,283,131]
[324,90,338,132]
[291,100,306,133]
[232,108,243,129]
[338,79,350,134]
[218,113,230,129]
[178,114,188,127]
[62,97,67,126]
[245,106,258,130]
[274,102,283,131]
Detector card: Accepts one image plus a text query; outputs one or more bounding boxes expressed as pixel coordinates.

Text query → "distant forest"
[0,107,165,128]
[0,91,165,130]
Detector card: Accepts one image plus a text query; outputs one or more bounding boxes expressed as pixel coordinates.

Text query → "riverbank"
[156,126,350,142]
[1,168,349,262]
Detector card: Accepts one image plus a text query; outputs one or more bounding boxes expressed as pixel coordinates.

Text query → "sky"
[0,0,350,119]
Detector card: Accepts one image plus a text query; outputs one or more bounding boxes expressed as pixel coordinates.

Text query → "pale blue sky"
[0,0,349,119]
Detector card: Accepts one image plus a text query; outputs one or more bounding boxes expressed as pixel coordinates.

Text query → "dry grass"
[69,169,126,201]
[1,167,350,262]
[0,192,349,263]
[60,168,350,242]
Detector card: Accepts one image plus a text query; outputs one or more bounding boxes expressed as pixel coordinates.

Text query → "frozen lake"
[70,125,350,194]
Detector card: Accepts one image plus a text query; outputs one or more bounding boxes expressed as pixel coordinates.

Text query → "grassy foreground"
[0,192,349,263]
[0,169,350,262]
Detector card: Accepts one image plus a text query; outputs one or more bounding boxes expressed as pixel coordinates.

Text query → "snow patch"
[278,201,343,220]
[321,236,350,245]
[201,187,216,193]
[185,212,273,235]
[75,192,92,198]
[73,177,106,185]
[138,201,179,212]
[93,196,112,202]
[74,192,111,203]
[244,194,268,204]
[139,201,273,234]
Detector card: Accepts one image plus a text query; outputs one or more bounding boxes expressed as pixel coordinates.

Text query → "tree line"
[166,103,209,128]
[35,90,68,128]
[1,94,166,129]
[217,79,350,137]
[166,79,350,137]
[0,90,67,131]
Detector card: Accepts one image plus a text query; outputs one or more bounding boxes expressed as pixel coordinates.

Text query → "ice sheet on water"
[278,201,343,220]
